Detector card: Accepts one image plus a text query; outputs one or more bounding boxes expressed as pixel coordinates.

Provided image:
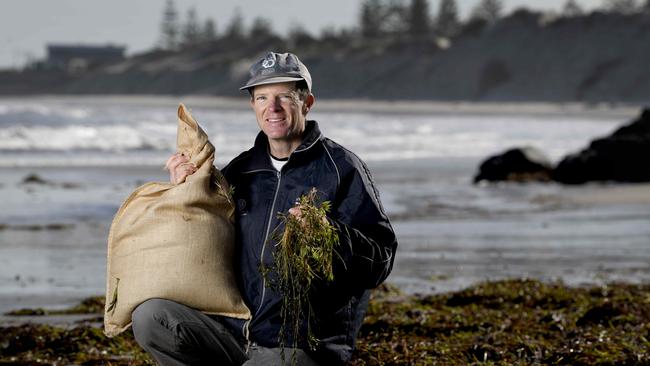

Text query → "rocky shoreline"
[2,279,649,365]
[474,107,650,184]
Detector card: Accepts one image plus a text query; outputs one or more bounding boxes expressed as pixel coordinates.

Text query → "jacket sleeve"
[329,162,398,290]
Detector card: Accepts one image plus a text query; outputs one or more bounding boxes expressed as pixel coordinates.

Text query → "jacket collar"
[243,120,322,172]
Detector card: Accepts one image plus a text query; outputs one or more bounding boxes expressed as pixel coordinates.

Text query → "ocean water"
[0,97,628,167]
[0,96,648,312]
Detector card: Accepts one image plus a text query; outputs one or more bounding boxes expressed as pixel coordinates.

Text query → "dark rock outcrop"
[553,108,650,184]
[473,146,553,183]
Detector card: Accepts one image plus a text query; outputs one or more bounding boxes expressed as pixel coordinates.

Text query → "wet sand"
[1,162,650,316]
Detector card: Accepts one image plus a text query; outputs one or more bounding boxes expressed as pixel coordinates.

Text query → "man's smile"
[266,117,286,123]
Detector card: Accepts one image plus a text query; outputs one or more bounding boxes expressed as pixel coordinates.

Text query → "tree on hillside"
[360,0,385,38]
[359,0,409,39]
[320,26,354,49]
[408,0,431,37]
[602,0,639,13]
[288,24,315,48]
[181,7,201,48]
[224,7,245,42]
[436,0,460,37]
[563,0,584,16]
[249,17,274,40]
[160,0,179,50]
[201,18,218,43]
[644,0,650,10]
[470,0,504,24]
[383,0,409,36]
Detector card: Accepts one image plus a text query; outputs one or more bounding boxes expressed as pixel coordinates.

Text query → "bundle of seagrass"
[264,188,340,363]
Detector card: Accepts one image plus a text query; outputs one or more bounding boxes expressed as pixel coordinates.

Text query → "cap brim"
[239,76,305,91]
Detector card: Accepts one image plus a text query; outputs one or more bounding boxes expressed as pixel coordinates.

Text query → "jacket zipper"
[242,318,251,352]
[257,169,282,313]
[237,130,322,348]
[241,169,281,344]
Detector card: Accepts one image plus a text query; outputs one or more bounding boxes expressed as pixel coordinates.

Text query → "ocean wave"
[0,104,92,127]
[0,98,623,167]
[0,152,242,168]
[0,124,174,152]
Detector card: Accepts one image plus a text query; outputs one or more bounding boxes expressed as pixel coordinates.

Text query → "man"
[133,52,397,365]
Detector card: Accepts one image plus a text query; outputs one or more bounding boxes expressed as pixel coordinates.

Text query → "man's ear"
[303,94,315,115]
[248,88,255,109]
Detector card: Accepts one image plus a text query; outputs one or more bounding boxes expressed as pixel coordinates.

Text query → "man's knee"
[131,299,247,364]
[131,298,178,346]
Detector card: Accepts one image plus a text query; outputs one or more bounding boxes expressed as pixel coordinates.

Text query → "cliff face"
[323,10,650,102]
[4,11,650,102]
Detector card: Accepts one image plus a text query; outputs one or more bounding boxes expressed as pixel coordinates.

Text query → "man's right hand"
[165,153,197,184]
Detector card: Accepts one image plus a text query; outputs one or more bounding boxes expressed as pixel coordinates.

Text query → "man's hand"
[288,203,328,225]
[288,205,303,221]
[165,153,197,184]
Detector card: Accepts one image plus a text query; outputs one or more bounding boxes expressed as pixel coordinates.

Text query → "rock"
[576,302,622,326]
[553,108,650,184]
[21,173,50,185]
[473,146,553,183]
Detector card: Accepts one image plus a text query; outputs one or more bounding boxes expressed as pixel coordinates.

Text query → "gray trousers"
[131,298,320,366]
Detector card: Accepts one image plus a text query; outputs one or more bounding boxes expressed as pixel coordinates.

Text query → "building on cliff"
[44,44,126,73]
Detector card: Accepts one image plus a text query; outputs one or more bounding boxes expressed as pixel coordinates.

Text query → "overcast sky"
[1,0,604,69]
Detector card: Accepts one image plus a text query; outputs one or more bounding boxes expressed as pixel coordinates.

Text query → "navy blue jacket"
[221,120,397,365]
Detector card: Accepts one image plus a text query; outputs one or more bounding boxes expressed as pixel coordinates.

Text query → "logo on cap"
[261,55,275,69]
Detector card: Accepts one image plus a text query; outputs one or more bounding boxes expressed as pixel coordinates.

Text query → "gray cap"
[239,52,312,92]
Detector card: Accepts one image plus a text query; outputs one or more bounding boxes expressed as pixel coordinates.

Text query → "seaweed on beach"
[2,279,650,365]
[0,325,152,365]
[351,279,650,365]
[5,296,104,316]
[1,296,152,364]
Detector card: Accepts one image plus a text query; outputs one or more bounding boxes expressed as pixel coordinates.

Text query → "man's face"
[250,82,311,146]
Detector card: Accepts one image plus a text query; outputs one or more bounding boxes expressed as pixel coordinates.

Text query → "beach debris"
[262,188,340,363]
[20,173,51,185]
[576,302,623,326]
[61,182,82,189]
[4,296,105,316]
[5,308,47,316]
[0,223,74,231]
[19,173,83,189]
[473,146,553,183]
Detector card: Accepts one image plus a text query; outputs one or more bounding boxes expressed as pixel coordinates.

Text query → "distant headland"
[2,4,649,103]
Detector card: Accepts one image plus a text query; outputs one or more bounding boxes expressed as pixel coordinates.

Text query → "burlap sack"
[104,103,250,337]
